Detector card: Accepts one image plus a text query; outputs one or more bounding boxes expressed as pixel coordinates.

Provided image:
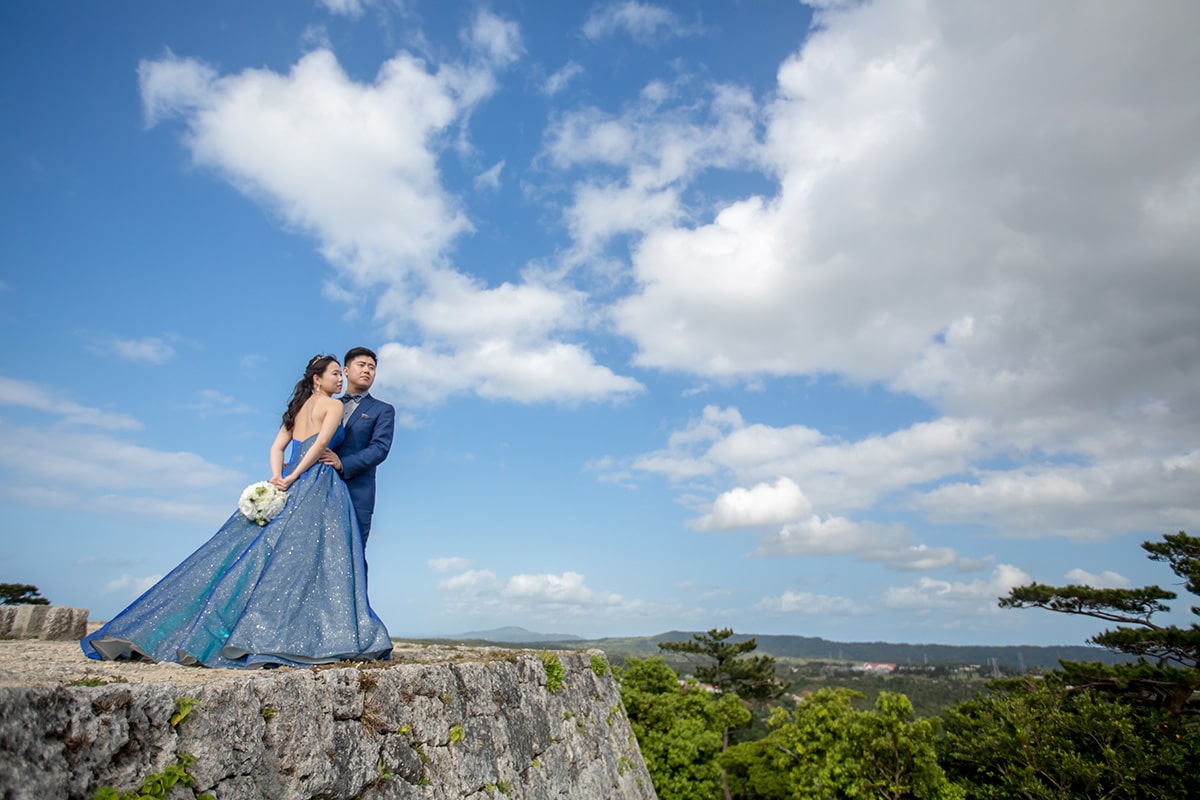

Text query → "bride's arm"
[268,425,291,490]
[278,398,342,488]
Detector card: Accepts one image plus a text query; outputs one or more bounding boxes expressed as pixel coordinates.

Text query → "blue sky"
[3,0,1198,646]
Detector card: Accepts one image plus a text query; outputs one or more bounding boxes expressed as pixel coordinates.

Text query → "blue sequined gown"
[81,428,392,668]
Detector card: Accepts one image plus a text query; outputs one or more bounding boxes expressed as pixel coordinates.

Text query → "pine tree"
[659,627,785,701]
[0,583,50,605]
[999,530,1200,721]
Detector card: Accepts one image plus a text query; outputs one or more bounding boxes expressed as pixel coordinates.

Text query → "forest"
[614,532,1200,799]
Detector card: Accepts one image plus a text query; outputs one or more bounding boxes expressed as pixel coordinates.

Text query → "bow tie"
[342,394,363,403]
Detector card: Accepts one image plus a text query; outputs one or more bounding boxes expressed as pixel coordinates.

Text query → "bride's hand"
[269,476,289,491]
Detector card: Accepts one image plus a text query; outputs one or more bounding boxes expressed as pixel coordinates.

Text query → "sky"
[2,0,1198,647]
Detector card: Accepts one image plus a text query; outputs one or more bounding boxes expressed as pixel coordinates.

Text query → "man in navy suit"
[319,347,395,546]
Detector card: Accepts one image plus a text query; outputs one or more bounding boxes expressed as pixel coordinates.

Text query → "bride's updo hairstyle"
[282,354,339,431]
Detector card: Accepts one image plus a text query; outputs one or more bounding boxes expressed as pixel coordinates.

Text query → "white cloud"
[543,83,759,255]
[916,453,1200,540]
[542,61,583,96]
[502,571,628,608]
[464,10,523,67]
[439,569,500,592]
[605,0,1200,456]
[428,556,473,573]
[882,564,1032,614]
[0,425,242,493]
[582,2,692,43]
[103,573,162,596]
[0,377,143,431]
[94,336,175,364]
[139,48,469,285]
[693,477,811,530]
[376,338,642,406]
[474,160,504,191]
[140,18,643,408]
[182,389,253,415]
[1064,568,1131,589]
[755,590,861,615]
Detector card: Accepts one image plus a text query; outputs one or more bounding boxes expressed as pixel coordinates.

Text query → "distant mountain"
[574,631,1131,671]
[440,626,584,644]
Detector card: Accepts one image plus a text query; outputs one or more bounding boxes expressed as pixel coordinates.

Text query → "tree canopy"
[1000,530,1200,720]
[658,627,786,701]
[0,583,49,605]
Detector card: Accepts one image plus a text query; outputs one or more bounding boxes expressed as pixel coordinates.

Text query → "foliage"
[590,653,610,676]
[449,724,465,745]
[722,688,961,800]
[540,652,566,693]
[620,657,751,800]
[1000,530,1200,720]
[939,675,1200,799]
[0,583,49,605]
[659,627,785,701]
[92,752,214,800]
[170,697,201,728]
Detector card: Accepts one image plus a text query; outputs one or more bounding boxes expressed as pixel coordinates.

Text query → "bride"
[81,354,392,667]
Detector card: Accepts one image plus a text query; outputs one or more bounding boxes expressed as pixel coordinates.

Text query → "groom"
[319,347,395,546]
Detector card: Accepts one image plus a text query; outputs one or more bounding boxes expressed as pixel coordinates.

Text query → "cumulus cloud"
[103,573,162,596]
[882,565,1032,614]
[0,377,143,431]
[474,160,504,191]
[502,571,630,608]
[139,12,642,408]
[319,0,377,18]
[0,426,243,493]
[542,61,583,96]
[543,83,759,255]
[439,569,500,592]
[433,566,642,624]
[428,556,474,573]
[916,453,1200,540]
[602,0,1200,503]
[1064,568,1131,589]
[93,336,175,364]
[602,0,1200,558]
[693,477,811,530]
[582,2,697,44]
[755,590,861,615]
[139,48,469,284]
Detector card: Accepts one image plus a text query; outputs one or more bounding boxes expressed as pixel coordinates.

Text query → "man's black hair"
[343,346,377,366]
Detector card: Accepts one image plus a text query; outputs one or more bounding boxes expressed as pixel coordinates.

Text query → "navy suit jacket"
[334,393,395,543]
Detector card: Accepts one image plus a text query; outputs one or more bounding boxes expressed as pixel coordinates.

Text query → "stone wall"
[0,649,657,800]
[0,605,88,641]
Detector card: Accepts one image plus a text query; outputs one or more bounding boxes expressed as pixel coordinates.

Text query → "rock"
[0,606,89,641]
[0,648,658,800]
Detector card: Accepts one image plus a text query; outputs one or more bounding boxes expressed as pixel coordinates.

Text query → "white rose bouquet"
[238,481,288,526]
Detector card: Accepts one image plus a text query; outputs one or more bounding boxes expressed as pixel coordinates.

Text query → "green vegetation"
[540,652,566,693]
[1000,529,1200,721]
[659,628,785,702]
[940,674,1198,798]
[0,583,49,605]
[449,724,465,745]
[620,656,751,800]
[92,752,214,800]
[723,689,960,799]
[169,697,201,728]
[590,653,610,676]
[619,532,1200,800]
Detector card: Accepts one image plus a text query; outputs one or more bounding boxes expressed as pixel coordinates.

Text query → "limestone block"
[0,649,657,800]
[0,606,88,641]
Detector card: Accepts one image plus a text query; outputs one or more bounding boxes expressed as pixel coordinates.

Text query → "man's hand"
[318,450,343,472]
